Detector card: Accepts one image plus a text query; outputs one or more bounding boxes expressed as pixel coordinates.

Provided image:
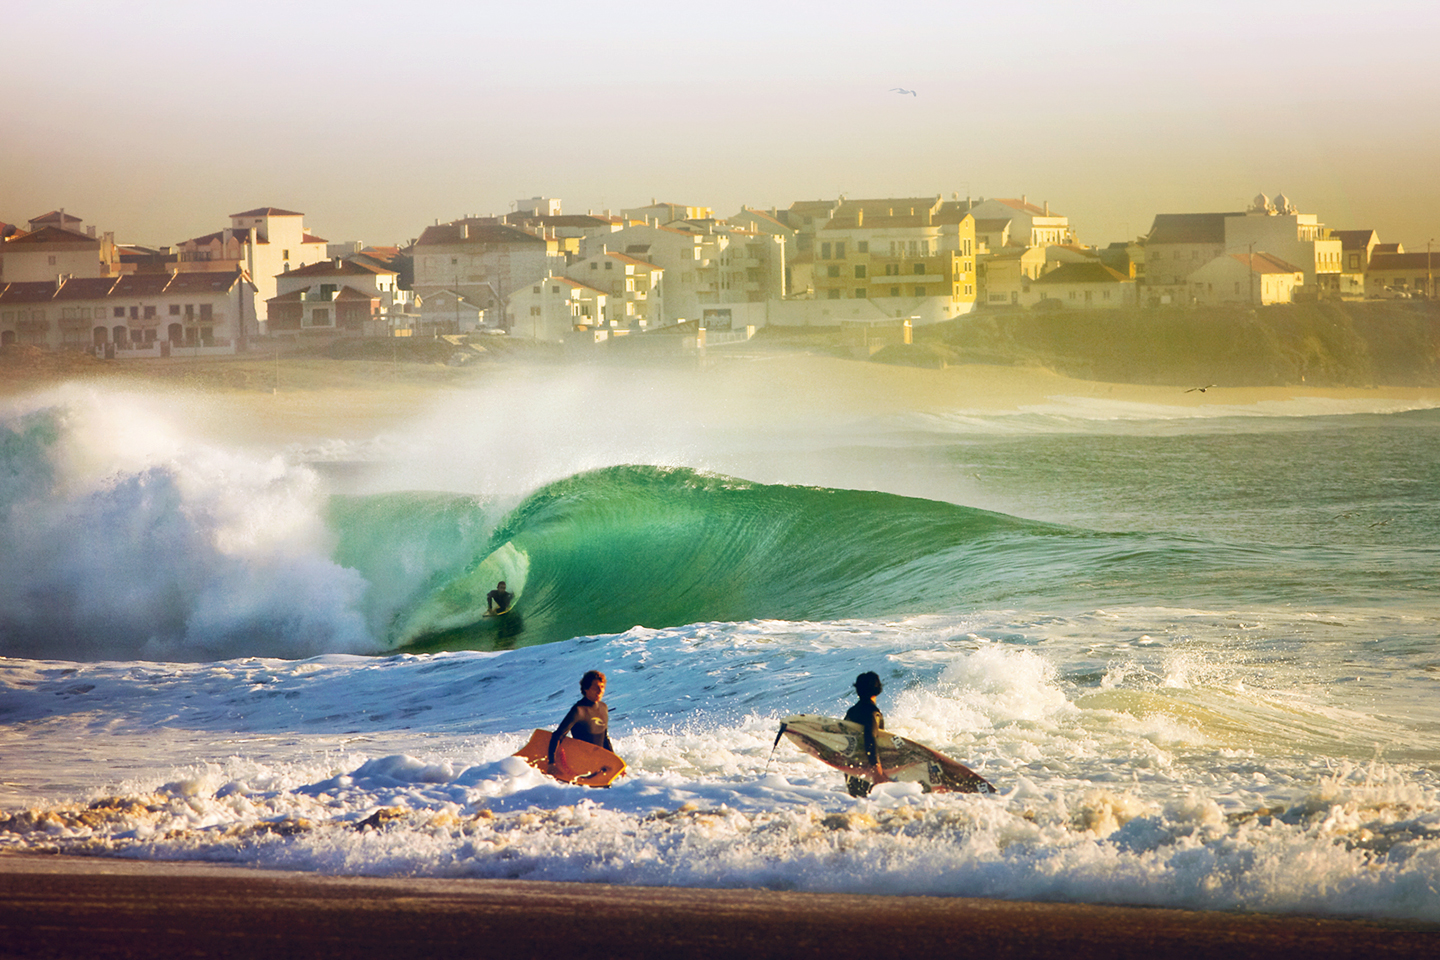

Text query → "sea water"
[2,368,1439,921]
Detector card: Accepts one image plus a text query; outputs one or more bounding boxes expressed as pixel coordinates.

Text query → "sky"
[4,0,1439,250]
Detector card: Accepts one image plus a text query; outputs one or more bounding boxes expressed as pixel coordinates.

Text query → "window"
[827,265,840,278]
[604,261,613,270]
[965,284,973,296]
[854,288,866,298]
[820,242,831,259]
[169,304,181,315]
[914,286,925,297]
[48,255,57,266]
[144,306,156,319]
[913,263,925,275]
[530,306,541,316]
[284,250,291,260]
[854,265,866,279]
[890,287,900,297]
[857,241,868,254]
[200,304,212,320]
[552,285,561,293]
[835,242,845,259]
[114,307,125,318]
[590,262,597,270]
[828,289,841,299]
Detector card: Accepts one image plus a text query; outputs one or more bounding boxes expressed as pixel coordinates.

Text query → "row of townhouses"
[2,192,1431,355]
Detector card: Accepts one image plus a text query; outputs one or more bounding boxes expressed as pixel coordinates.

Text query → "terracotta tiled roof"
[5,225,99,246]
[111,274,173,297]
[415,222,547,246]
[302,233,326,244]
[605,252,662,269]
[28,210,84,226]
[231,207,303,218]
[1231,252,1303,274]
[334,285,379,300]
[52,277,120,300]
[164,269,245,293]
[0,282,60,303]
[1367,252,1440,271]
[1032,262,1131,284]
[281,259,395,278]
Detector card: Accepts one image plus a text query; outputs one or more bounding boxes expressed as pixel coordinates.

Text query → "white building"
[506,275,608,342]
[175,207,328,321]
[1186,252,1305,305]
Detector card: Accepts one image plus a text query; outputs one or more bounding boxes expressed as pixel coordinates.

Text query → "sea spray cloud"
[0,394,376,660]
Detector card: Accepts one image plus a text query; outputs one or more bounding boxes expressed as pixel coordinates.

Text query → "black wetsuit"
[486,588,513,613]
[548,697,612,764]
[844,697,884,797]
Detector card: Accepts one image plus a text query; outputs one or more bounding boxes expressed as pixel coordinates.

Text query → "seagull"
[891,87,917,97]
[1185,384,1216,393]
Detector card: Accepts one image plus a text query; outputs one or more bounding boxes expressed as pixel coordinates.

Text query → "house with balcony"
[0,268,255,354]
[174,207,328,321]
[413,219,566,329]
[565,249,664,329]
[505,275,608,342]
[964,197,1073,247]
[267,258,399,336]
[579,221,782,327]
[810,199,977,323]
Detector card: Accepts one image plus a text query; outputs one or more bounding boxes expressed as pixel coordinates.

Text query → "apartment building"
[174,208,328,322]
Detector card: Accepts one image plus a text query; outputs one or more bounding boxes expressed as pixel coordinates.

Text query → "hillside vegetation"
[928,301,1440,387]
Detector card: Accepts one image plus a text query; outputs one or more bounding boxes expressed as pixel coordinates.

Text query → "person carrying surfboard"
[548,670,613,769]
[486,581,513,615]
[844,671,887,797]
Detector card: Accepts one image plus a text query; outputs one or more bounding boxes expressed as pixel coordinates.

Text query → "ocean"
[2,362,1438,921]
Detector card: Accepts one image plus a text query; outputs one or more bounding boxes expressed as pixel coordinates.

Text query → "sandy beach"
[2,853,1438,960]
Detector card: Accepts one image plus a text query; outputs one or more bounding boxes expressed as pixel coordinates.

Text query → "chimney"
[1022,195,1027,206]
[1044,201,1050,216]
[460,223,469,239]
[856,209,864,226]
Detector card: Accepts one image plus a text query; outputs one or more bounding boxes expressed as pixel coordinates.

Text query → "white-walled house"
[267,258,400,336]
[175,207,328,322]
[1186,252,1305,305]
[0,268,256,354]
[1030,261,1136,309]
[1,221,119,283]
[413,219,566,327]
[564,250,664,328]
[506,276,608,342]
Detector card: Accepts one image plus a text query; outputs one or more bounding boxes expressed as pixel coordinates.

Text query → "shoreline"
[2,853,1438,960]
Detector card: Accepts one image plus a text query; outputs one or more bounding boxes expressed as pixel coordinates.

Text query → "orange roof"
[231,207,303,218]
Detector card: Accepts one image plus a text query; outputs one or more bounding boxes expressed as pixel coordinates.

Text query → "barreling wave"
[376,464,1247,651]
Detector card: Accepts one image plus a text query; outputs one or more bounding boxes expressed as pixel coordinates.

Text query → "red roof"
[231,207,304,218]
[281,259,395,278]
[5,225,99,246]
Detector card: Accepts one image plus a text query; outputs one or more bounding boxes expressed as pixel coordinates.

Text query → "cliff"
[932,301,1440,387]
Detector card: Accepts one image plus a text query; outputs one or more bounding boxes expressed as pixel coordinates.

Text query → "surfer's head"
[497,581,506,590]
[581,670,606,699]
[854,671,883,698]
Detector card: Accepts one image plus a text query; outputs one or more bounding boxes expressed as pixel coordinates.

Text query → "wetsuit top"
[487,589,513,612]
[549,697,612,764]
[844,698,884,767]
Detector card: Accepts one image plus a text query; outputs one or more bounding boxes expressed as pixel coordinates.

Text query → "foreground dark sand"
[2,855,1436,959]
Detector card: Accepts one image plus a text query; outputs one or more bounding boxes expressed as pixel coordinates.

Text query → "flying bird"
[891,87,917,96]
[1185,384,1216,393]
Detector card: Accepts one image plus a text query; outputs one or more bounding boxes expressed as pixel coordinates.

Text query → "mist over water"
[3,367,1440,920]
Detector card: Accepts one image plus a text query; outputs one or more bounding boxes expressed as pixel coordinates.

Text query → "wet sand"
[2,854,1437,960]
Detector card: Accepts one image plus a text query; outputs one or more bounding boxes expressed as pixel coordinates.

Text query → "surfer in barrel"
[548,670,613,770]
[486,581,513,615]
[845,671,887,797]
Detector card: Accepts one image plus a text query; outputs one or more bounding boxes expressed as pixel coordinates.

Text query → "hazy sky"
[5,0,1439,249]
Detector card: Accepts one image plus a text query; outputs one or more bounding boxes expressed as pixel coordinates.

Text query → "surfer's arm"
[549,705,581,765]
[862,717,886,781]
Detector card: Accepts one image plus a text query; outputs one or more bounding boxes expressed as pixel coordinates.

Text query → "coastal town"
[0,192,1434,358]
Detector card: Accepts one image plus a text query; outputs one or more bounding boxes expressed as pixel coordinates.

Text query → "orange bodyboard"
[514,729,627,787]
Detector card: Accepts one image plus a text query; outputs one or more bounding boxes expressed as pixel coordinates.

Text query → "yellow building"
[810,197,977,322]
